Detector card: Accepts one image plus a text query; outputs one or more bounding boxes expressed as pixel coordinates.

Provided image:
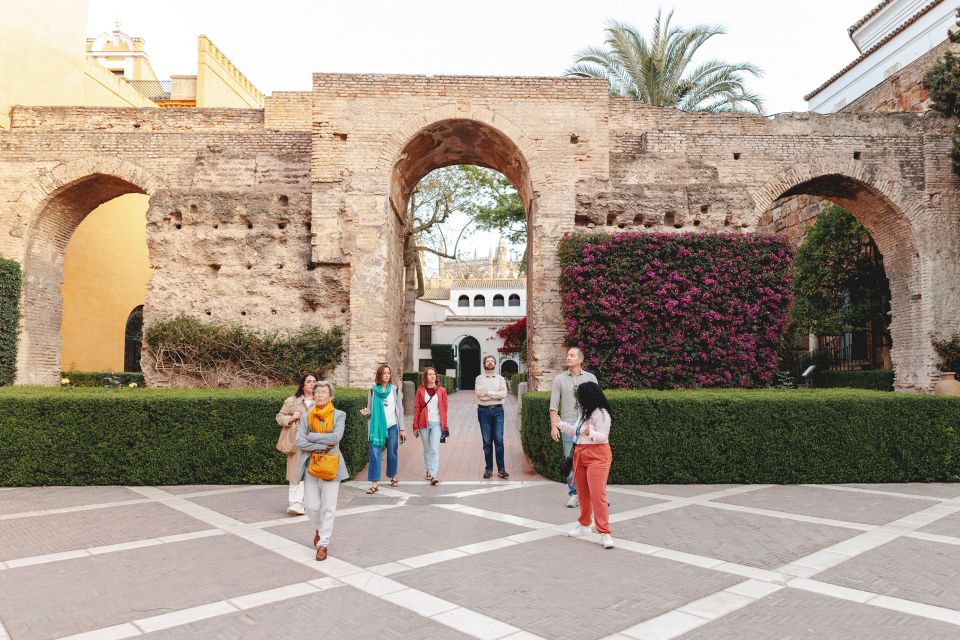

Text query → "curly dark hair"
[575,381,612,420]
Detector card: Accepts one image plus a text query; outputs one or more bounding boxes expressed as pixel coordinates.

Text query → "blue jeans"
[477,405,505,472]
[420,422,441,477]
[562,432,577,496]
[368,425,398,481]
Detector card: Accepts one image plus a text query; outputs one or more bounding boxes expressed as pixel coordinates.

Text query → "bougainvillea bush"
[559,232,794,389]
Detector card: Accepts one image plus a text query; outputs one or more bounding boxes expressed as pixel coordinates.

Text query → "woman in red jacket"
[413,366,448,485]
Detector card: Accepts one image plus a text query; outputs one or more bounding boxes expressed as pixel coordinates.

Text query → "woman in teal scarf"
[359,363,405,494]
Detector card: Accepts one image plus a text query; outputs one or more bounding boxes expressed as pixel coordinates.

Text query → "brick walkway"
[3,481,960,638]
[363,391,539,483]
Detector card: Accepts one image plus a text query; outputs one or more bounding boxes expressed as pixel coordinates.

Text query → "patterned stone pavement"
[2,480,960,639]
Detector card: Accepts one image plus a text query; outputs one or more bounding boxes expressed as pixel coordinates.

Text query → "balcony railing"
[128,80,172,101]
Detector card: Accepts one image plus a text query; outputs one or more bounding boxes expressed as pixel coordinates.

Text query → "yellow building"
[2,0,264,373]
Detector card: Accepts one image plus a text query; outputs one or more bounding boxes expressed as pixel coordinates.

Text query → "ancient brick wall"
[1,77,958,391]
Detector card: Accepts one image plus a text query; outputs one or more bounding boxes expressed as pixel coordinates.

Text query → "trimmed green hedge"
[61,371,146,388]
[521,389,960,484]
[0,387,369,486]
[403,371,456,393]
[511,372,528,396]
[0,259,21,386]
[812,370,894,391]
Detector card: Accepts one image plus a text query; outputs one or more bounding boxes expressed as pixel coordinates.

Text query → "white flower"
[60,378,70,385]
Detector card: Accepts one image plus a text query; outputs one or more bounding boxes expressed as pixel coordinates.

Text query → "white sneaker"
[567,524,589,537]
[287,502,305,516]
[566,495,579,508]
[601,534,615,549]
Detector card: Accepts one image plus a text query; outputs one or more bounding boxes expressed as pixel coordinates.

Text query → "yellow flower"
[128,382,138,388]
[60,378,70,385]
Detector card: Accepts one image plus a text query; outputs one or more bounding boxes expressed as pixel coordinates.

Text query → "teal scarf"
[369,384,393,447]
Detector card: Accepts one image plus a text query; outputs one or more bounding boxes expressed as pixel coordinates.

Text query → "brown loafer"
[313,530,320,547]
[316,545,328,561]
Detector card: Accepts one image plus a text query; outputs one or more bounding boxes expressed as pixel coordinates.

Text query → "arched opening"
[19,173,150,385]
[500,358,519,378]
[391,119,535,377]
[758,173,923,389]
[457,335,481,391]
[508,293,521,307]
[124,305,145,373]
[493,294,505,307]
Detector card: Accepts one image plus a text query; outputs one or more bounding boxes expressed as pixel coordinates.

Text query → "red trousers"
[573,443,612,534]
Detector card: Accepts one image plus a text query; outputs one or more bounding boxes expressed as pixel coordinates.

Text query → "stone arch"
[751,163,932,390]
[16,159,163,385]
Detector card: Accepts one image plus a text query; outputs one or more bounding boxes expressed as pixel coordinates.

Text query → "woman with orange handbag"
[295,380,348,561]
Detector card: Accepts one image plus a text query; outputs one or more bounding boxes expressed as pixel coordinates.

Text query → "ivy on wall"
[0,259,22,386]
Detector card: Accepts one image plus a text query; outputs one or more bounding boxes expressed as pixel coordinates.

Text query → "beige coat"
[276,395,311,483]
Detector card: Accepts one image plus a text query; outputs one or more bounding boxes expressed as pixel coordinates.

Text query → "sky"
[87,0,877,269]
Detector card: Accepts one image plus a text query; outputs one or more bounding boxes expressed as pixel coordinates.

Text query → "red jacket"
[413,385,448,431]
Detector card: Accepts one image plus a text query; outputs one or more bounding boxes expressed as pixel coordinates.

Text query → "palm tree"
[566,9,765,114]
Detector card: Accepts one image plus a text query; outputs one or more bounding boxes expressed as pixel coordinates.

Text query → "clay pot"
[933,372,960,396]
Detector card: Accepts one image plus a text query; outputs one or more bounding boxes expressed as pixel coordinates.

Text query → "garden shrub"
[812,370,894,391]
[559,232,793,388]
[402,371,456,393]
[0,259,21,386]
[0,386,369,486]
[144,315,344,387]
[61,371,146,388]
[521,389,960,484]
[933,334,960,373]
[511,372,528,395]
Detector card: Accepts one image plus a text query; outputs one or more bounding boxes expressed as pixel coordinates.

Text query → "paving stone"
[459,482,665,525]
[140,586,473,640]
[156,484,270,495]
[918,510,960,538]
[611,484,740,498]
[184,485,293,523]
[265,505,528,568]
[839,483,960,500]
[0,502,208,560]
[678,588,960,639]
[817,537,960,611]
[395,536,740,640]
[0,534,319,640]
[0,485,142,514]
[715,485,933,525]
[615,505,858,569]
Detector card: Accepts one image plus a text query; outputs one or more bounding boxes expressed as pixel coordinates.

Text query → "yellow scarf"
[308,402,334,433]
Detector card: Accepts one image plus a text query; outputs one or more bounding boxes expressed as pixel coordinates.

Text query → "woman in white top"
[413,366,449,485]
[275,373,316,515]
[359,363,405,494]
[556,381,615,549]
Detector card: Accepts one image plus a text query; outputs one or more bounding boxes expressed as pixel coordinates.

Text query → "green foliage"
[61,371,146,388]
[0,259,21,386]
[933,334,960,373]
[0,387,369,486]
[791,204,891,336]
[144,315,344,387]
[922,10,960,177]
[566,10,764,113]
[812,370,894,391]
[430,344,457,373]
[521,389,960,483]
[402,371,456,393]
[511,372,528,396]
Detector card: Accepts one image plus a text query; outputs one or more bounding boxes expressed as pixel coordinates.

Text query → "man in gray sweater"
[550,347,598,507]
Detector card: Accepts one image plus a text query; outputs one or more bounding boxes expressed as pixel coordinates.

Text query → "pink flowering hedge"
[559,232,794,389]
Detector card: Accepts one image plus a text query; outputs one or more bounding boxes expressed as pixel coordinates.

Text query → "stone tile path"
[3,480,960,639]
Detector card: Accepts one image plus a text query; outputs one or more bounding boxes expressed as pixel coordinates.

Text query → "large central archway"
[385,117,537,386]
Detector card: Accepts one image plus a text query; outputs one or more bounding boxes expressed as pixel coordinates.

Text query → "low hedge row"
[0,387,369,486]
[61,371,147,388]
[521,389,960,484]
[402,371,456,393]
[812,370,894,391]
[0,259,21,386]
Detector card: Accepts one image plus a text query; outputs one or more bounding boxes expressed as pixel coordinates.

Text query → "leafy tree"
[790,204,891,339]
[566,9,764,113]
[922,9,960,177]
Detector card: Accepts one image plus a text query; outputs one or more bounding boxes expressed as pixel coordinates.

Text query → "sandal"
[425,474,433,481]
[390,478,399,487]
[316,545,328,561]
[430,477,440,486]
[366,485,379,494]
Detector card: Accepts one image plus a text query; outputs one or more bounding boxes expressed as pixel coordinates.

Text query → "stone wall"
[1,76,958,391]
